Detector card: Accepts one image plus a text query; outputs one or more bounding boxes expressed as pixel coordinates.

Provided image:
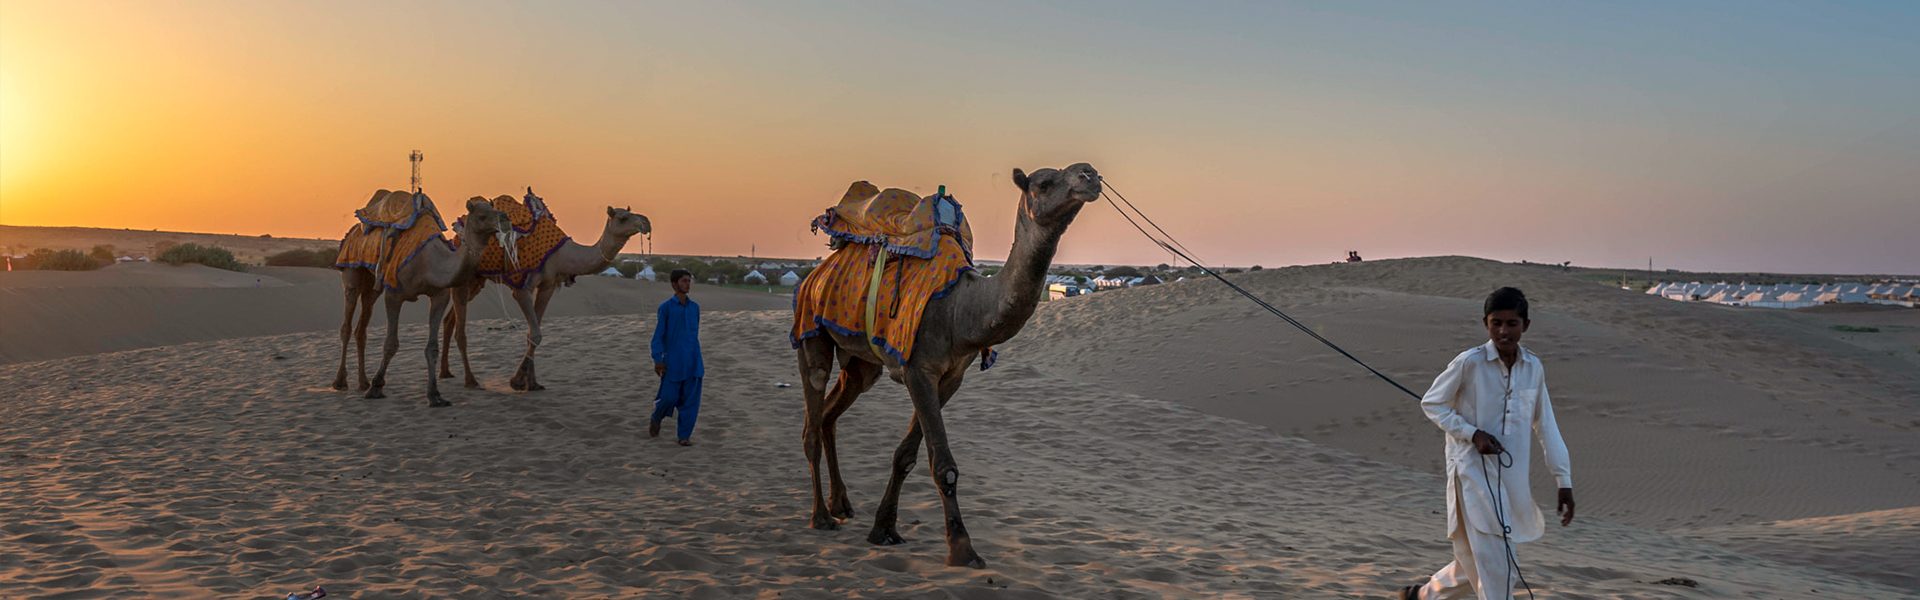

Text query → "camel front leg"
[824,357,882,521]
[869,371,960,546]
[422,291,452,408]
[507,286,540,391]
[906,368,983,568]
[521,284,559,391]
[365,294,404,399]
[797,339,836,530]
[334,281,357,390]
[355,288,377,391]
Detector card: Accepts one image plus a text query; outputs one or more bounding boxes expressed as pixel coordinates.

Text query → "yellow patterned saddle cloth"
[792,182,993,368]
[334,190,450,291]
[455,191,570,289]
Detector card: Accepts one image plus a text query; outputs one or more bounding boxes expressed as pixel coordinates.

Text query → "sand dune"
[0,265,790,364]
[1,256,1913,597]
[2,311,1912,598]
[1010,257,1920,531]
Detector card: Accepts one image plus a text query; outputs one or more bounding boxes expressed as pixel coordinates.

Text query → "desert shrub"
[25,248,102,271]
[158,243,246,272]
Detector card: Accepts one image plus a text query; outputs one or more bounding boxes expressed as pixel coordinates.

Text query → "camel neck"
[426,233,485,289]
[982,207,1063,344]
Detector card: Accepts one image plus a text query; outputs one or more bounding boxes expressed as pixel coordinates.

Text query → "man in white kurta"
[1410,289,1573,600]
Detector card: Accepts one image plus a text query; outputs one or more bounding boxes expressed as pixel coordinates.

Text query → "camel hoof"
[809,516,840,531]
[437,370,454,379]
[357,380,371,392]
[830,503,855,521]
[509,377,527,391]
[364,388,385,400]
[947,552,986,569]
[525,382,545,392]
[867,529,905,546]
[428,397,452,408]
[331,379,347,391]
[463,379,482,389]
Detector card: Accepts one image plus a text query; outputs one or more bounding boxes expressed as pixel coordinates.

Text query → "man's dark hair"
[1484,286,1529,320]
[670,269,693,284]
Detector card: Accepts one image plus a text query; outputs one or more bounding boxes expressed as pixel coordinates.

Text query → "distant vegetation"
[1831,325,1881,333]
[19,248,103,271]
[265,248,337,268]
[158,243,246,272]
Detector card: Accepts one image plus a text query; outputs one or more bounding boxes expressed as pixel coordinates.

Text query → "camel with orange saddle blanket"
[438,188,653,391]
[332,190,514,407]
[791,163,1102,569]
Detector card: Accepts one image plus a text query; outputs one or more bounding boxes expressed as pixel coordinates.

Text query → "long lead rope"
[1100,179,1534,599]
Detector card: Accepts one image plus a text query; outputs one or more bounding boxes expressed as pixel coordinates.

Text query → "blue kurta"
[650,296,705,382]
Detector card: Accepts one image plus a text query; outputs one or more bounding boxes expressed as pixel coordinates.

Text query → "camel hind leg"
[824,351,882,521]
[797,336,837,530]
[354,274,379,391]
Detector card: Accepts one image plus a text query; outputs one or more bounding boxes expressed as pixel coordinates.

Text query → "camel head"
[462,197,520,267]
[605,206,653,240]
[1011,162,1101,229]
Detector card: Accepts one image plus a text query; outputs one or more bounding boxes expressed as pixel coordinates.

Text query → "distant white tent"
[597,266,623,277]
[743,270,768,284]
[636,265,657,281]
[779,270,801,286]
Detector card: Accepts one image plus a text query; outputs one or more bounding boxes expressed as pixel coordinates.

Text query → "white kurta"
[1421,341,1572,543]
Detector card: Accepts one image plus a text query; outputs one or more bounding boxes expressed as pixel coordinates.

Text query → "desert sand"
[0,263,790,365]
[1,256,1915,598]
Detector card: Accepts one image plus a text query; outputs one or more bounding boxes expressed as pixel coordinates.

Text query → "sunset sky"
[2,1,1915,273]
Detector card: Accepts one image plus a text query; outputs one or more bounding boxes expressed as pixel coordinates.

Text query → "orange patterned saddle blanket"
[334,190,450,292]
[454,190,571,290]
[792,182,992,368]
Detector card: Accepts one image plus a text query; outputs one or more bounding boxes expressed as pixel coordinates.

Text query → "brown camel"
[334,195,512,407]
[437,194,652,391]
[797,163,1101,568]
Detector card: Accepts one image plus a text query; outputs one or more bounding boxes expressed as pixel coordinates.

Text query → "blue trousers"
[651,377,703,440]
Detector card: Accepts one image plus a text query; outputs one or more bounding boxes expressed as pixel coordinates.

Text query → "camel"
[437,193,652,391]
[796,163,1101,568]
[334,195,513,407]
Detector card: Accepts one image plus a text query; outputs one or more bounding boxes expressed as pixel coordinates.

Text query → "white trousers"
[1420,489,1517,600]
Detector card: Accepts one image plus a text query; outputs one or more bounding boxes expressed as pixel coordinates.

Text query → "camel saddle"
[334,190,451,292]
[794,182,994,370]
[811,182,973,261]
[455,190,571,290]
[353,189,446,235]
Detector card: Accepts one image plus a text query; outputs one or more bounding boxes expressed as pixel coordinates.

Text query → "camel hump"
[480,194,541,231]
[840,181,880,205]
[354,189,444,234]
[815,182,971,260]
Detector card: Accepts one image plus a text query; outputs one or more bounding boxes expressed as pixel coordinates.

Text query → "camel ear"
[607,206,617,217]
[527,186,535,195]
[1011,169,1029,192]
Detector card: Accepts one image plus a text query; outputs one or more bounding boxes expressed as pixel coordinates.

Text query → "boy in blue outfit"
[650,269,705,446]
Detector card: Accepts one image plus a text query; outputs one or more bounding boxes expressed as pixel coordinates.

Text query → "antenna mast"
[410,150,424,193]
